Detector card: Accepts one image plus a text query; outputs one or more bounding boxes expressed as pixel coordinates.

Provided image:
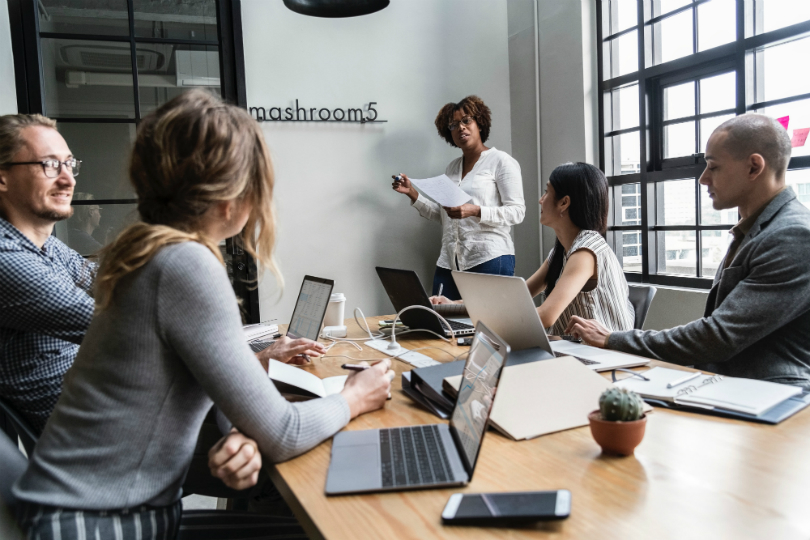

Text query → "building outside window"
[598,0,810,288]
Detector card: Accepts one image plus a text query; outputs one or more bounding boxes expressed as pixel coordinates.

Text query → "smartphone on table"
[441,490,571,525]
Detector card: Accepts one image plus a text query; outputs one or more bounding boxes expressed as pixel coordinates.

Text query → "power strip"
[365,339,440,368]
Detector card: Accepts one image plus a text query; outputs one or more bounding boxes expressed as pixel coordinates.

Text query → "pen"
[437,283,444,298]
[667,371,701,388]
[342,364,370,372]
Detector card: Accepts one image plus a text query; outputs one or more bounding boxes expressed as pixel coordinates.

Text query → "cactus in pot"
[589,387,647,455]
[598,387,645,422]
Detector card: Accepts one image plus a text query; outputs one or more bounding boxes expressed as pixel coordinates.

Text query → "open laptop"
[452,271,649,372]
[376,267,475,337]
[326,322,509,495]
[286,275,334,340]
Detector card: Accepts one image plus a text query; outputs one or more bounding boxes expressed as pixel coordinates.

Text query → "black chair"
[0,420,303,539]
[628,285,657,330]
[0,398,38,457]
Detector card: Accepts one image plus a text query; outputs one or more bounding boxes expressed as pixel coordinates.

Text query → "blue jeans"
[432,255,516,301]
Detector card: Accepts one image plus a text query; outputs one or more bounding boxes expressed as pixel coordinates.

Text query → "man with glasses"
[0,114,261,491]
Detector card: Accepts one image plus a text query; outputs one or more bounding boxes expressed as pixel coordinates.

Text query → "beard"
[33,206,74,222]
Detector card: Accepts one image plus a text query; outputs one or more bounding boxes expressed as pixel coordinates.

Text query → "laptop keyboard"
[379,425,454,488]
[249,341,273,353]
[554,351,599,366]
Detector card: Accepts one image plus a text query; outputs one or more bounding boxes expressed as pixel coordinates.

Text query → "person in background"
[67,192,103,255]
[434,162,635,334]
[566,114,810,389]
[392,95,525,300]
[12,90,394,539]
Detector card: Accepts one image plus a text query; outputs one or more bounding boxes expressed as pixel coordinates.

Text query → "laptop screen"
[449,327,506,473]
[287,276,334,341]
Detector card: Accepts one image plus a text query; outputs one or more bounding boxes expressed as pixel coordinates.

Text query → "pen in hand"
[342,363,370,372]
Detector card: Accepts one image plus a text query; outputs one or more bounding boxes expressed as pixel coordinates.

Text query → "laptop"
[376,267,475,337]
[325,322,509,495]
[452,271,650,372]
[286,275,335,341]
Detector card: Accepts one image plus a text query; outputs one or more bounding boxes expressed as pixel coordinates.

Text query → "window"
[9,0,258,321]
[598,0,810,288]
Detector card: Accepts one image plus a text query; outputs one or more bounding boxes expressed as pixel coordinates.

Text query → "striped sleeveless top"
[547,230,635,335]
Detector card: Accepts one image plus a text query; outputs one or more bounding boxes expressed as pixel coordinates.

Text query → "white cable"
[390,305,454,350]
[318,307,385,342]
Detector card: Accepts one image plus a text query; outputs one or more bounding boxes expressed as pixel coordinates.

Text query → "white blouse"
[411,148,525,270]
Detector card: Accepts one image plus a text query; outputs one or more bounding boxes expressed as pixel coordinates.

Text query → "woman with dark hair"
[392,95,525,300]
[526,162,634,333]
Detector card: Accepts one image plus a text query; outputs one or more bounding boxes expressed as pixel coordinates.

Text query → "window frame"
[597,0,810,289]
[7,0,259,322]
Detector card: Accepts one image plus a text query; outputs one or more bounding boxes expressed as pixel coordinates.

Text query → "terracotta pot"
[588,410,647,456]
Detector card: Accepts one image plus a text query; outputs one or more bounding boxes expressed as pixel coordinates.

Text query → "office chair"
[0,427,305,540]
[0,398,38,457]
[628,285,657,330]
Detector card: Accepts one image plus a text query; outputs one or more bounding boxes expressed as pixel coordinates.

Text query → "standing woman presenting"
[393,96,525,300]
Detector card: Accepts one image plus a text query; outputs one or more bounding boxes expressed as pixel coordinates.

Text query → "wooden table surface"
[268,316,810,540]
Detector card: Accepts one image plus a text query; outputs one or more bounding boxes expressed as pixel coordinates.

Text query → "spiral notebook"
[616,367,802,417]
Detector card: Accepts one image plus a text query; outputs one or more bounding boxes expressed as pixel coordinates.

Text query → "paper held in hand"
[410,174,472,208]
[268,360,347,400]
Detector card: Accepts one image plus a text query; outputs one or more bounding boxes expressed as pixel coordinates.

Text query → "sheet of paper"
[792,127,809,148]
[777,116,790,130]
[410,174,471,208]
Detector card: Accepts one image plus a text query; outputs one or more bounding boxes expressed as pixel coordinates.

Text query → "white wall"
[0,0,17,115]
[242,0,513,321]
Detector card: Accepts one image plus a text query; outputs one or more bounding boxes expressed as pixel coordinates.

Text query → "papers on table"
[410,174,471,208]
[615,366,802,416]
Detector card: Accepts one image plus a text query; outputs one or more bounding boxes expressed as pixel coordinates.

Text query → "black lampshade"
[283,0,390,18]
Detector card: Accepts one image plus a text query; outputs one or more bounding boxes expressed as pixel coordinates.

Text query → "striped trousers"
[16,500,182,540]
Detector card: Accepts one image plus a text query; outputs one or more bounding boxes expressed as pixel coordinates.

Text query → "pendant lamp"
[283,0,390,18]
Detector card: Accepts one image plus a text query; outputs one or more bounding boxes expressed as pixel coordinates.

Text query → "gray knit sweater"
[13,242,351,509]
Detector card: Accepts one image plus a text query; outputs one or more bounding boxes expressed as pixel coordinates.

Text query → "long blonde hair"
[94,89,278,310]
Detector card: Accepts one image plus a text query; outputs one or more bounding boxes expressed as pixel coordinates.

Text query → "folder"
[444,356,639,440]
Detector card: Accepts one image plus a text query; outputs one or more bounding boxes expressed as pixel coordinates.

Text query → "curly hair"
[434,95,492,147]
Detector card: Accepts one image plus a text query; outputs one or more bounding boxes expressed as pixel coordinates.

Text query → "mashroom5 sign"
[250,100,387,123]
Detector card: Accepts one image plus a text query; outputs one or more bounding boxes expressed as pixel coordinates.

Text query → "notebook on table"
[615,367,808,424]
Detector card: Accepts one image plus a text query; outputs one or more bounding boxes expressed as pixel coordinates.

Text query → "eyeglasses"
[4,158,81,178]
[448,116,474,132]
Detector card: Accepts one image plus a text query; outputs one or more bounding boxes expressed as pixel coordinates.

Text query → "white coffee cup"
[324,292,346,327]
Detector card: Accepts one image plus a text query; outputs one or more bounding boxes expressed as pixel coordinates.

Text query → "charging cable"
[389,305,455,351]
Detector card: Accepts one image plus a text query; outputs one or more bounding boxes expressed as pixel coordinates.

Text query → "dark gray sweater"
[13,242,350,509]
[609,188,810,389]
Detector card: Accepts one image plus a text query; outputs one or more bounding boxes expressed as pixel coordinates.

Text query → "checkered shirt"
[0,217,95,433]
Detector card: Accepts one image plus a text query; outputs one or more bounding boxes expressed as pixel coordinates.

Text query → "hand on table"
[208,429,262,491]
[255,337,326,371]
[341,359,396,418]
[564,316,611,348]
[443,203,481,219]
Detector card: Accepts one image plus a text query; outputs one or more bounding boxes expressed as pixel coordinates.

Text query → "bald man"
[568,114,810,389]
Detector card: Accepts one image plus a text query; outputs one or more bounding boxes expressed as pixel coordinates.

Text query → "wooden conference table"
[268,316,810,540]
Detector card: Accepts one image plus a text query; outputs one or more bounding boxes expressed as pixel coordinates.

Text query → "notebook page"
[676,378,802,416]
[614,367,719,401]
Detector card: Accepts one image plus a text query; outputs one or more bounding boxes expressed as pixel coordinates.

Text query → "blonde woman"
[13,90,394,539]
